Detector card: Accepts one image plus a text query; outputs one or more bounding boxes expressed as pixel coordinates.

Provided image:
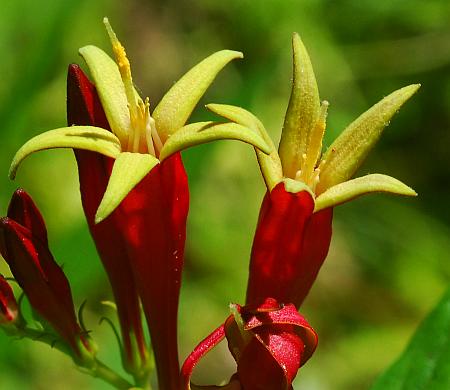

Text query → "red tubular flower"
[0,190,90,357]
[207,34,418,309]
[67,63,188,389]
[246,183,333,308]
[181,298,317,390]
[0,275,18,325]
[118,150,189,390]
[67,64,149,376]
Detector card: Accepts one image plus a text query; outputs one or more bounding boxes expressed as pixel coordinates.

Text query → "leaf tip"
[8,163,17,180]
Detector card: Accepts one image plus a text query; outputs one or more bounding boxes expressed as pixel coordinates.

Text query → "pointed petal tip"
[94,211,107,225]
[400,83,421,97]
[218,49,244,60]
[8,165,17,180]
[94,152,159,224]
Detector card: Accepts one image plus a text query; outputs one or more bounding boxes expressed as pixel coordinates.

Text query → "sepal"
[153,50,244,143]
[9,126,121,179]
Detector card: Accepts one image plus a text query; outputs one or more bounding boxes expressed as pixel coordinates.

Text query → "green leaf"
[153,50,243,143]
[9,126,121,179]
[79,45,130,145]
[159,121,271,161]
[207,103,283,190]
[371,287,450,390]
[95,152,159,223]
[314,174,416,212]
[278,33,321,179]
[317,84,420,194]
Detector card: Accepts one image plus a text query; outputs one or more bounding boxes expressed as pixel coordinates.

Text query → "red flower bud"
[0,275,18,324]
[181,298,317,390]
[246,182,333,308]
[0,190,88,355]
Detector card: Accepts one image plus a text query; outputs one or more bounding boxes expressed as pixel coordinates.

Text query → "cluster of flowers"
[0,19,418,390]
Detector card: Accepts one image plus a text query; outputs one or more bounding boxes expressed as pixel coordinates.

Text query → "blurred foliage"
[0,0,449,389]
[372,287,450,389]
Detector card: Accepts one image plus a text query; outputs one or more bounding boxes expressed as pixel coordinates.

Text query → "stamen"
[143,98,156,156]
[150,117,163,153]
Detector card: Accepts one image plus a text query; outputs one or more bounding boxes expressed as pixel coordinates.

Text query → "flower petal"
[314,173,417,212]
[159,121,271,161]
[206,103,283,190]
[117,153,189,390]
[79,45,131,144]
[181,323,226,389]
[278,33,321,179]
[95,152,159,223]
[246,183,315,307]
[9,126,121,179]
[238,327,304,389]
[317,84,420,193]
[7,189,48,246]
[153,50,243,143]
[0,274,18,324]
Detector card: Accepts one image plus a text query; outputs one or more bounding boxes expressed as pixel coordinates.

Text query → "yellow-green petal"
[95,152,159,223]
[314,174,417,212]
[9,126,121,179]
[79,45,130,145]
[159,121,271,161]
[317,84,420,194]
[283,178,314,197]
[207,103,283,190]
[153,50,244,143]
[278,33,321,179]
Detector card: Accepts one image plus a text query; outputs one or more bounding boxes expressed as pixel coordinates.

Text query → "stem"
[2,325,71,356]
[90,359,134,389]
[2,326,135,389]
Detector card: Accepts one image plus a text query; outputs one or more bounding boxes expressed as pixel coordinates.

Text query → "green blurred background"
[1,0,449,388]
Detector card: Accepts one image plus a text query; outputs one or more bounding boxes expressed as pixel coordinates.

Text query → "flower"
[10,19,270,390]
[10,18,270,223]
[208,33,419,308]
[0,275,18,325]
[0,189,93,361]
[182,34,419,389]
[68,61,189,388]
[181,298,317,390]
